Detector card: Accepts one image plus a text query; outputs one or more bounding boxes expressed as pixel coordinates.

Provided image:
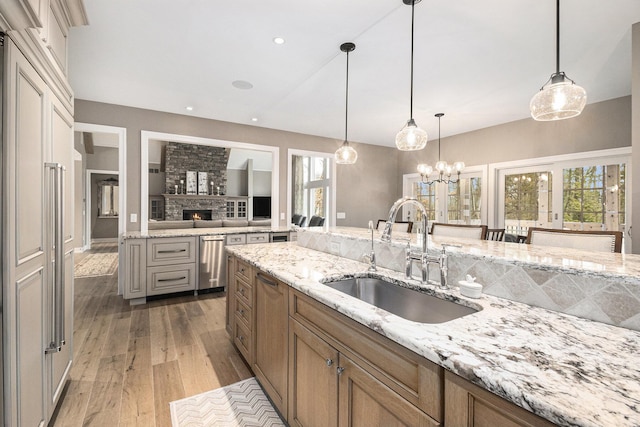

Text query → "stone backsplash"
[296,229,640,331]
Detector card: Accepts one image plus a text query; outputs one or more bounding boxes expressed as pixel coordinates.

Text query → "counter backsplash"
[297,227,640,331]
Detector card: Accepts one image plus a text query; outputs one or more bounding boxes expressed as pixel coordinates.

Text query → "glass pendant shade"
[417,163,433,176]
[395,119,428,151]
[530,78,587,121]
[435,160,447,173]
[335,141,358,164]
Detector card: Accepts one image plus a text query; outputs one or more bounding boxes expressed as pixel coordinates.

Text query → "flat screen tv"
[253,196,271,218]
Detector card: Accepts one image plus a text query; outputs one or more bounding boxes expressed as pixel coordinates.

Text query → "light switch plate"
[130,213,137,223]
[337,212,346,219]
[280,212,285,220]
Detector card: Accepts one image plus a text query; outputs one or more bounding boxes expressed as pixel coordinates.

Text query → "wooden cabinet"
[231,258,254,363]
[286,289,443,427]
[289,319,339,427]
[444,371,556,427]
[253,271,289,416]
[124,238,146,300]
[225,254,235,334]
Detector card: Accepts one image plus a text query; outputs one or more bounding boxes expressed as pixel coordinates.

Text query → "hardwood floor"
[50,243,252,427]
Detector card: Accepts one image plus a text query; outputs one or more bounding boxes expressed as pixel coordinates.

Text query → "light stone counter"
[226,241,640,427]
[122,226,293,239]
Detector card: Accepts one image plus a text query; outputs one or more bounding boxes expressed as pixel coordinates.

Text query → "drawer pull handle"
[158,276,186,282]
[326,359,333,367]
[256,272,277,287]
[158,249,187,254]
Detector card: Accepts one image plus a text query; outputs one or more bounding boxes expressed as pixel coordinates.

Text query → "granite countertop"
[312,226,640,282]
[226,241,640,427]
[123,226,293,239]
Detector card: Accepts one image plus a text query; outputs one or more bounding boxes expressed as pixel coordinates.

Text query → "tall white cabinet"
[1,1,87,425]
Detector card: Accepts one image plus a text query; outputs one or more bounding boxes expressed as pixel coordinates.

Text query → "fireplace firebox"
[183,209,213,220]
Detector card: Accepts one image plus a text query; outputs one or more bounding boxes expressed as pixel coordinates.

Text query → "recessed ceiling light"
[273,37,285,45]
[251,117,258,122]
[186,106,193,111]
[232,80,253,90]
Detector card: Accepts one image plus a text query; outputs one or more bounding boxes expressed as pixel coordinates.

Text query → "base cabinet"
[444,371,556,427]
[253,271,289,416]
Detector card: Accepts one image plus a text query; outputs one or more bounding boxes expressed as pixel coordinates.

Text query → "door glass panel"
[448,177,481,224]
[291,154,331,223]
[413,182,436,222]
[562,164,625,232]
[504,171,552,235]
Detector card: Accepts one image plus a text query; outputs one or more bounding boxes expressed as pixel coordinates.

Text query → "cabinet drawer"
[290,290,443,422]
[226,234,247,246]
[236,278,253,307]
[235,259,252,283]
[147,237,196,266]
[234,298,252,330]
[247,233,269,244]
[234,318,252,362]
[147,264,196,296]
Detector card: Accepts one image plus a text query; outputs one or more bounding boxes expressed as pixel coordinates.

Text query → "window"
[291,153,332,223]
[503,171,552,235]
[414,181,436,222]
[447,177,482,224]
[563,164,625,231]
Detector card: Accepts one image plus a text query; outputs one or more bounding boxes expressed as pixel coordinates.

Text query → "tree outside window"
[504,172,552,235]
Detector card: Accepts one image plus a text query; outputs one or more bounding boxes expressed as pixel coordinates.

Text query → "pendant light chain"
[345,48,350,142]
[555,0,560,75]
[409,0,415,120]
[437,114,441,161]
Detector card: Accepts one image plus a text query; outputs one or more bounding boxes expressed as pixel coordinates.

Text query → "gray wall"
[74,99,401,231]
[399,96,631,171]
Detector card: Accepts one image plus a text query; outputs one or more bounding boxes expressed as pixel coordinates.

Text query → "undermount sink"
[322,276,478,323]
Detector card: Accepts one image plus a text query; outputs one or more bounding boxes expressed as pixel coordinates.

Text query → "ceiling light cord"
[555,0,560,76]
[345,47,350,142]
[409,0,415,120]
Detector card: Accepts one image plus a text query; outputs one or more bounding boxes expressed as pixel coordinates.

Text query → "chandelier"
[416,113,464,185]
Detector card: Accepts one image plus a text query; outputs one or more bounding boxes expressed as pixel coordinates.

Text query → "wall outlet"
[330,241,340,254]
[337,212,346,219]
[130,213,137,223]
[280,212,285,221]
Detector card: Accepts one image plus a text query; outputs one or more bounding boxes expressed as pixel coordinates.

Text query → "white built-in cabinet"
[1,0,85,425]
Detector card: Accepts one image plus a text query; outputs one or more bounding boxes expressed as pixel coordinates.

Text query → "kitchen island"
[226,238,640,427]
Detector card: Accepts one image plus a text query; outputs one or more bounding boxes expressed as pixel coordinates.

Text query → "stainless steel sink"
[322,276,478,323]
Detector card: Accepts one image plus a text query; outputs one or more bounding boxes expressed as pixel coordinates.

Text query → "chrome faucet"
[362,220,377,272]
[381,197,459,288]
[381,197,429,284]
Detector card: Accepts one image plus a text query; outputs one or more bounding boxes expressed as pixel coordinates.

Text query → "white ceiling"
[68,0,640,147]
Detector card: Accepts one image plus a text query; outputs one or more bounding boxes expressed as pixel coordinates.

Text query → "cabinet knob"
[326,358,333,367]
[238,308,244,315]
[337,367,345,375]
[238,335,244,342]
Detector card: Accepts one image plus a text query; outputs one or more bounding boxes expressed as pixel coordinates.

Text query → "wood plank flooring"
[50,243,252,427]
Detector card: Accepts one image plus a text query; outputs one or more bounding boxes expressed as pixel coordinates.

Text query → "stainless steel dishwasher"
[199,235,227,291]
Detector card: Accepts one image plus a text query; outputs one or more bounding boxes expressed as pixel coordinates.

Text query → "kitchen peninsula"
[226,227,640,427]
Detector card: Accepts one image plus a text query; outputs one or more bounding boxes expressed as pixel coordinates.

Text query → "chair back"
[308,215,325,226]
[525,227,623,253]
[376,219,413,233]
[291,214,306,227]
[486,228,505,241]
[430,223,488,240]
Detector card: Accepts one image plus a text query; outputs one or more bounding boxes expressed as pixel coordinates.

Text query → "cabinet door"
[5,38,48,427]
[253,271,288,416]
[288,319,339,427]
[444,371,555,427]
[47,86,75,416]
[225,254,235,334]
[338,355,439,427]
[124,239,147,299]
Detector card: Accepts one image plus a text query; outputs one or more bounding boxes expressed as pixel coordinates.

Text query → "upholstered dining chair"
[525,227,623,253]
[376,219,413,233]
[308,215,325,226]
[430,223,488,240]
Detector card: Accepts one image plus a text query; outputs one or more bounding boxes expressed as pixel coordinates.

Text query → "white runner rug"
[170,377,285,427]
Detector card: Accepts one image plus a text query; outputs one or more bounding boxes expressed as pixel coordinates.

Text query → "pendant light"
[335,42,358,164]
[530,0,586,121]
[417,113,464,184]
[395,0,427,151]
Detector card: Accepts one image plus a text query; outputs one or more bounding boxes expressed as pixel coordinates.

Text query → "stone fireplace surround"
[164,142,230,220]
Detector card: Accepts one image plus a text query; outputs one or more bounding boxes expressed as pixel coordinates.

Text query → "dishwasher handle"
[201,236,225,242]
